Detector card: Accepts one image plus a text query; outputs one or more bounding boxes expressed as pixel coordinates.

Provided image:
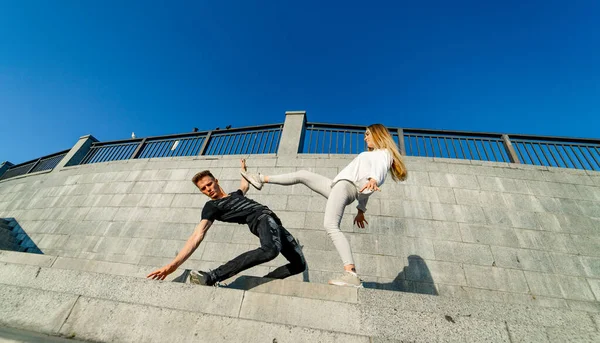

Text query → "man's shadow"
[362,255,438,295]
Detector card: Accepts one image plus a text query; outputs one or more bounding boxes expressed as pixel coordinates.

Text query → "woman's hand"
[360,178,380,193]
[354,211,369,229]
[146,263,177,281]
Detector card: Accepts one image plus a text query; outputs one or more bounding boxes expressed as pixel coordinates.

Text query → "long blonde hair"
[367,124,408,182]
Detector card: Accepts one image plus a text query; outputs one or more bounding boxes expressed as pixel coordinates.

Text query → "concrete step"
[0,251,599,342]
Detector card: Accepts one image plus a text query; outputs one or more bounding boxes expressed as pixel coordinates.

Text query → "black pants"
[212,215,307,282]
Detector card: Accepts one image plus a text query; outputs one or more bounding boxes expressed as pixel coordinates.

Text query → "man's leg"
[264,226,307,279]
[202,216,282,285]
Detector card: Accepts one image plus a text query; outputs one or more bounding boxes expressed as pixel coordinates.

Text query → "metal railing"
[79,124,283,165]
[80,141,140,164]
[402,129,511,162]
[303,123,367,154]
[0,150,69,181]
[204,125,282,156]
[301,123,600,171]
[510,135,600,170]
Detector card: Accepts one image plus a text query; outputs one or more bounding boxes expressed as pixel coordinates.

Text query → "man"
[147,159,306,286]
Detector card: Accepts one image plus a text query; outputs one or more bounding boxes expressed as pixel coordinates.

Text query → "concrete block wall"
[0,153,599,312]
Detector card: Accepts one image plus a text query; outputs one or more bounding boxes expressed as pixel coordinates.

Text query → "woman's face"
[364,129,376,149]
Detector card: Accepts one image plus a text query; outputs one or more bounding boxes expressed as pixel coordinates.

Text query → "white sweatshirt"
[332,149,393,212]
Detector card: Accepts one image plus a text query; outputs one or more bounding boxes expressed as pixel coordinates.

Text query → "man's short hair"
[191,170,215,185]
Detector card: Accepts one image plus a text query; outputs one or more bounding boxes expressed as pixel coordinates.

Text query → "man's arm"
[240,158,250,195]
[147,219,213,280]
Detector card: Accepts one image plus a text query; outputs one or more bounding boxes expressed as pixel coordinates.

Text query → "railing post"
[130,138,147,159]
[501,134,520,164]
[277,111,307,156]
[198,131,213,156]
[52,135,99,172]
[397,128,406,155]
[0,161,14,179]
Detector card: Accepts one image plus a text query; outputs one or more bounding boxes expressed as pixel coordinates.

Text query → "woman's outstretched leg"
[242,170,332,198]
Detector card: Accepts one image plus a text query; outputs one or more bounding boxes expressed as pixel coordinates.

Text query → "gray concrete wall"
[0,154,599,312]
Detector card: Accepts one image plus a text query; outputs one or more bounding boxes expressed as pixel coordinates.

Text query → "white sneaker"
[328,271,363,288]
[241,170,264,190]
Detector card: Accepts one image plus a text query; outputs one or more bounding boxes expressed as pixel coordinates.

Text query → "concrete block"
[201,242,254,263]
[302,248,344,272]
[84,207,117,221]
[554,213,598,236]
[575,184,600,201]
[535,212,563,232]
[92,236,133,255]
[580,256,600,278]
[401,170,431,186]
[566,300,600,313]
[588,279,600,301]
[286,195,311,211]
[404,218,462,241]
[571,235,600,257]
[406,259,467,285]
[239,291,361,335]
[62,235,102,253]
[0,284,78,335]
[546,328,600,342]
[436,284,567,309]
[402,200,433,220]
[160,207,200,224]
[52,257,143,277]
[131,181,168,194]
[433,241,494,265]
[454,189,507,208]
[464,264,529,293]
[170,193,207,208]
[429,172,480,189]
[525,271,595,301]
[506,324,549,343]
[514,230,579,254]
[491,246,554,273]
[460,223,518,247]
[432,203,487,224]
[526,180,582,199]
[274,211,306,229]
[137,193,175,208]
[549,253,588,277]
[0,250,56,267]
[577,200,600,217]
[360,295,512,342]
[60,296,369,343]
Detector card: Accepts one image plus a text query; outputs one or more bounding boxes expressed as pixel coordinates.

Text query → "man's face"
[196,176,220,199]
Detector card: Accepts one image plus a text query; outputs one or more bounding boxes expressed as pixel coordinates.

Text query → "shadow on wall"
[0,218,43,254]
[363,255,438,295]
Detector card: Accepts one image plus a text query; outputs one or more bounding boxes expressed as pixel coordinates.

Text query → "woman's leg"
[322,181,358,268]
[265,170,332,198]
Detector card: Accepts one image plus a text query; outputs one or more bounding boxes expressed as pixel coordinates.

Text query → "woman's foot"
[328,271,363,288]
[241,170,264,190]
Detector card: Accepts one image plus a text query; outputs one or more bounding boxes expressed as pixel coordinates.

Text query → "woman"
[241,124,408,287]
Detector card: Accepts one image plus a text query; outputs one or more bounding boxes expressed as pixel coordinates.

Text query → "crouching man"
[147,159,306,286]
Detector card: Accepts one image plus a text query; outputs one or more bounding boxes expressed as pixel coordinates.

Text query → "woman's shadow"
[362,255,438,295]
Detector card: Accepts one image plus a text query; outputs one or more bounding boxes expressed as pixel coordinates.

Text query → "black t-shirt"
[201,189,271,226]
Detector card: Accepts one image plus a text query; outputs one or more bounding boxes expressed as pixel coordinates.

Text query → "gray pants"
[269,170,357,266]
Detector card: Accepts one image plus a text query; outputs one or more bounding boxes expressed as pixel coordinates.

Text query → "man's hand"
[360,178,380,193]
[147,263,177,281]
[241,158,247,171]
[354,211,368,229]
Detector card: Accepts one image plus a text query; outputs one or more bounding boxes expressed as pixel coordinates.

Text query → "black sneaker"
[190,270,217,286]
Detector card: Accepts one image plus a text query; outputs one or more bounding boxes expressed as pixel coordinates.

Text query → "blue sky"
[1,1,599,164]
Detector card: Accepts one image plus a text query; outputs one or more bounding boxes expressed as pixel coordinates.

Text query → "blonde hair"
[367,124,408,182]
